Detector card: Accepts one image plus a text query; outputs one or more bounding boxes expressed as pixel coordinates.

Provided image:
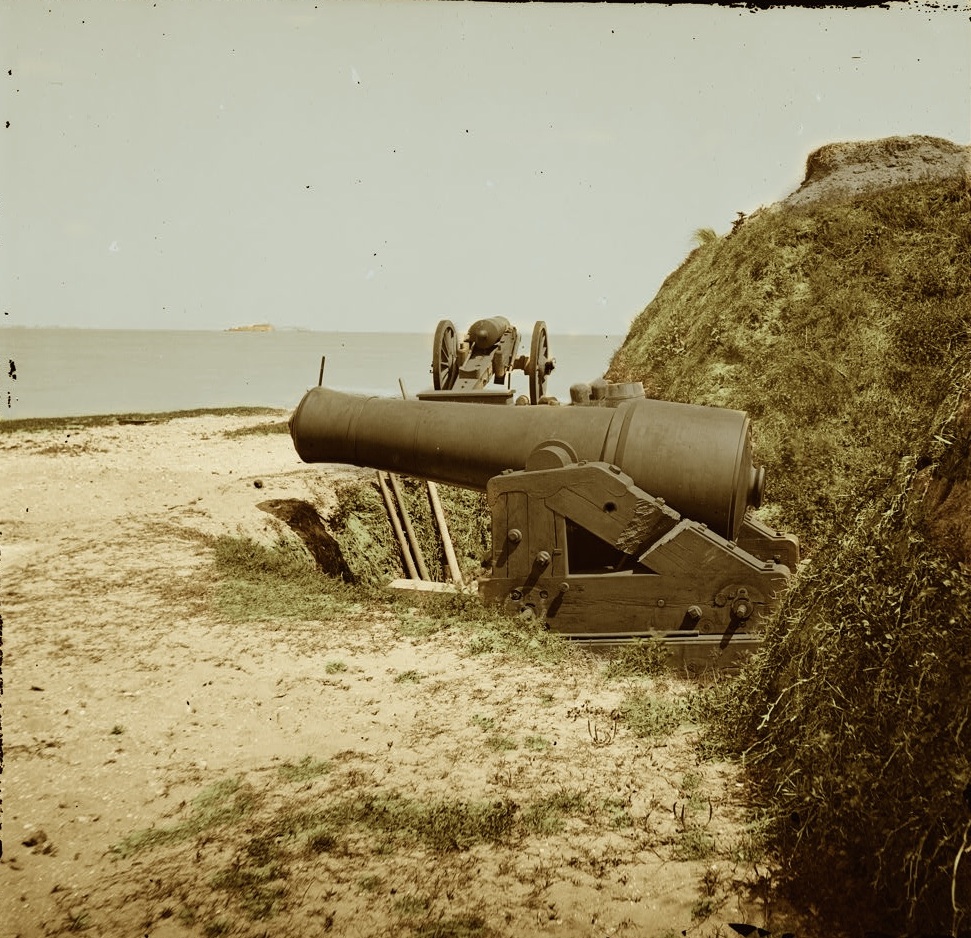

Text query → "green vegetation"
[222,419,290,438]
[483,733,518,753]
[602,638,669,680]
[609,139,971,932]
[209,533,363,622]
[393,669,422,684]
[115,771,604,926]
[324,476,491,587]
[0,406,283,434]
[210,533,574,667]
[396,583,570,662]
[721,468,971,928]
[112,777,259,857]
[277,756,331,783]
[608,174,970,549]
[620,685,694,741]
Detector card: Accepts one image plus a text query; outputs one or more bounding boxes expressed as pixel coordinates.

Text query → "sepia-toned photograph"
[2,2,969,935]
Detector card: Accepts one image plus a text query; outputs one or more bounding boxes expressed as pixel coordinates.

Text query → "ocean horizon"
[0,327,624,420]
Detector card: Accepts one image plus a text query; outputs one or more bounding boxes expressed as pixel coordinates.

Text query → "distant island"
[226,323,274,333]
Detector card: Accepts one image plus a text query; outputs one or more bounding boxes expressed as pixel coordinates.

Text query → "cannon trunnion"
[290,385,798,668]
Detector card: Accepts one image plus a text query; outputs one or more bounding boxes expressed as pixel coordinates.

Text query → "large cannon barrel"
[290,387,765,540]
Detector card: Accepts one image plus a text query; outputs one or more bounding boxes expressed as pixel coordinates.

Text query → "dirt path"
[1,413,801,938]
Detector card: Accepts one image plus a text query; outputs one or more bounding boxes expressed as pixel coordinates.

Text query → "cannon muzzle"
[290,387,764,540]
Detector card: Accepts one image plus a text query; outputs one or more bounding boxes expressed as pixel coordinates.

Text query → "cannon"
[290,385,799,669]
[290,384,799,669]
[423,317,554,405]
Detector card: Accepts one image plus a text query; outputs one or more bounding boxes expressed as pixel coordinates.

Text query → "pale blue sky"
[2,1,968,335]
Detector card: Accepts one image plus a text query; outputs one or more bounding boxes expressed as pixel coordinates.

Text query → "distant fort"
[226,323,274,333]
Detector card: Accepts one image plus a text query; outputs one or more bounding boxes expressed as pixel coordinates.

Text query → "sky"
[2,1,969,337]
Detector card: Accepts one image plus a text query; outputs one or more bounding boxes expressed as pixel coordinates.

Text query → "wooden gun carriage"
[289,382,799,671]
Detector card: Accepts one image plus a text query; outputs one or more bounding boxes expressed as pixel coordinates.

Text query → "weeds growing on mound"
[609,146,971,932]
[715,382,971,933]
[607,174,971,550]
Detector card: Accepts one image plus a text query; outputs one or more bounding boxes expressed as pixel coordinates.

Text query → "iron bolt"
[508,528,522,543]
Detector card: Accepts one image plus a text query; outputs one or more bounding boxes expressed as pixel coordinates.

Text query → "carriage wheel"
[527,320,552,404]
[432,320,459,390]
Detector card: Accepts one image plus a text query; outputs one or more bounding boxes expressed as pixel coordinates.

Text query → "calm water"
[0,328,624,419]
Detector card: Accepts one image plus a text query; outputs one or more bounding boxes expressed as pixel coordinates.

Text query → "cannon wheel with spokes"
[527,320,553,404]
[432,319,459,390]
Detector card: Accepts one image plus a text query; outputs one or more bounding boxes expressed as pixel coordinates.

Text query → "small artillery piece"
[423,317,554,405]
[290,382,799,671]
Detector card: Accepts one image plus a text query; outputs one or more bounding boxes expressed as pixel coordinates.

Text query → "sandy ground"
[1,412,805,938]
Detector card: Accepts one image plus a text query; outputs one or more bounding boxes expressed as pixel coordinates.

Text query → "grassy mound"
[608,136,971,931]
[608,163,970,550]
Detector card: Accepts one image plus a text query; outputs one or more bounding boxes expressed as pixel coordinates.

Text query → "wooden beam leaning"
[428,480,463,587]
[388,472,431,581]
[377,470,419,580]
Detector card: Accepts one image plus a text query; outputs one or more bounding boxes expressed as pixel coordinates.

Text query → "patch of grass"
[690,895,719,920]
[396,610,453,638]
[112,776,259,857]
[112,769,597,928]
[277,755,330,783]
[209,534,361,622]
[602,639,669,680]
[210,852,287,920]
[357,874,383,893]
[66,911,90,932]
[394,669,422,685]
[201,917,234,937]
[222,419,290,439]
[324,660,348,674]
[484,734,518,753]
[470,714,495,732]
[600,796,633,830]
[333,793,522,852]
[305,827,337,854]
[620,686,695,741]
[466,617,571,666]
[679,771,709,810]
[409,914,492,938]
[209,535,572,670]
[393,893,430,916]
[281,787,590,859]
[523,735,550,752]
[328,478,490,588]
[110,724,125,735]
[400,591,574,667]
[727,812,773,866]
[674,829,717,862]
[521,789,587,835]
